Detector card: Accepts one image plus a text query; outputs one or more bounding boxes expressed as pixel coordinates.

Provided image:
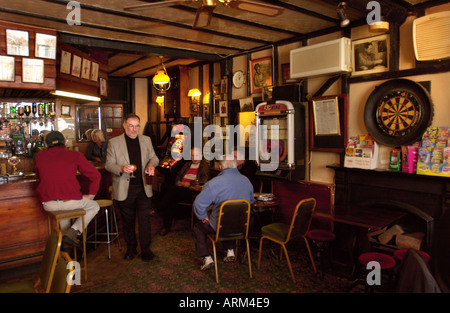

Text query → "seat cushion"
[0,280,36,293]
[307,229,336,242]
[95,199,113,207]
[394,248,430,263]
[261,223,290,242]
[358,252,396,269]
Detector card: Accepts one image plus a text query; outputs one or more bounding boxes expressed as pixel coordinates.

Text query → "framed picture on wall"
[0,56,15,82]
[90,62,99,81]
[219,100,228,117]
[22,58,44,83]
[281,63,290,84]
[81,58,91,80]
[60,50,71,74]
[35,33,57,59]
[239,97,254,112]
[71,55,82,77]
[249,56,272,94]
[352,34,389,76]
[6,29,29,56]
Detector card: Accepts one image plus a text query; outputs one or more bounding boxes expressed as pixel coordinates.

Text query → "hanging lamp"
[153,56,171,92]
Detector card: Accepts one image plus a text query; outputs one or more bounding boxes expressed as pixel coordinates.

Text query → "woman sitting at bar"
[86,129,108,163]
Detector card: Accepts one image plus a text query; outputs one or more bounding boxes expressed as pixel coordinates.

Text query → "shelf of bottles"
[0,102,56,158]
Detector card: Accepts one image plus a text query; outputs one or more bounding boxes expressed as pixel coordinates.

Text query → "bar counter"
[0,174,48,270]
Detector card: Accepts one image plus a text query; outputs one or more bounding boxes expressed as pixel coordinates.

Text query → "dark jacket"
[175,159,210,186]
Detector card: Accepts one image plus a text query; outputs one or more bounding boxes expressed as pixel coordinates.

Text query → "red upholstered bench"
[394,248,430,263]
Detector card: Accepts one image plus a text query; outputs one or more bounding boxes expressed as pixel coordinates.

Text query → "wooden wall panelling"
[0,20,56,90]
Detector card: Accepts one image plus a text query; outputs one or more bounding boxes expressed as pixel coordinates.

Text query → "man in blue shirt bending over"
[193,155,254,271]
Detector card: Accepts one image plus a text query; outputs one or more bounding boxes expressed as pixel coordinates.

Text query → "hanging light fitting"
[153,56,171,92]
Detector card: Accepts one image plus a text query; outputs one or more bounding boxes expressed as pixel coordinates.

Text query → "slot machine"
[158,124,188,173]
[255,100,305,181]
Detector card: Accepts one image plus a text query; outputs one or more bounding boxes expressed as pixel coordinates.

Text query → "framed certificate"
[35,33,57,59]
[309,94,348,153]
[6,29,29,56]
[22,58,44,83]
[0,56,15,82]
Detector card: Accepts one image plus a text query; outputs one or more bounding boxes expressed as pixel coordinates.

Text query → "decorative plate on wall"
[364,79,434,146]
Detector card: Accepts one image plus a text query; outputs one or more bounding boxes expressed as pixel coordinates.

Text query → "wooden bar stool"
[87,199,121,259]
[47,209,87,281]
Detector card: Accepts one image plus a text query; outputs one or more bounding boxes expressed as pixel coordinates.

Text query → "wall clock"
[232,70,245,88]
[364,79,433,146]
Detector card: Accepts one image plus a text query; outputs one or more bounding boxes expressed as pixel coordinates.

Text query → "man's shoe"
[62,227,80,247]
[124,249,138,260]
[141,250,155,262]
[159,228,169,236]
[223,249,235,263]
[201,256,214,271]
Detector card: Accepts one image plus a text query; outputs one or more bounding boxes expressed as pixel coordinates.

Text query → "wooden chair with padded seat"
[257,198,317,283]
[207,199,252,284]
[0,230,62,293]
[49,251,75,293]
[47,208,87,281]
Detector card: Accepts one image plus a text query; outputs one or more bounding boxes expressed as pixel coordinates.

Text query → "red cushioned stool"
[357,252,396,292]
[394,248,430,263]
[307,229,336,277]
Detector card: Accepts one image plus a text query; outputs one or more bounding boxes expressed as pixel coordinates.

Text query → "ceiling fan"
[124,0,284,28]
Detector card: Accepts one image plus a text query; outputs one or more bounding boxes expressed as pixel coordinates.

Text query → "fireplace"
[359,199,433,253]
[329,165,449,252]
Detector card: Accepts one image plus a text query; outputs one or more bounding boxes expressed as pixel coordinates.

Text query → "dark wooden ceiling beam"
[59,33,223,61]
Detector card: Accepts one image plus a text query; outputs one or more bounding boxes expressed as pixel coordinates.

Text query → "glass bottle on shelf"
[38,103,44,117]
[49,102,56,116]
[44,103,50,116]
[10,105,17,119]
[24,105,31,117]
[32,103,37,117]
[18,106,24,118]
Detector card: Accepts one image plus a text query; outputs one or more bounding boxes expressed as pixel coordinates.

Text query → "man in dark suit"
[105,113,159,261]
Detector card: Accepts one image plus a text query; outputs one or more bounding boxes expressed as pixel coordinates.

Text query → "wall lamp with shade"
[153,56,171,92]
[188,88,202,98]
[156,95,165,106]
[188,88,202,114]
[336,2,350,28]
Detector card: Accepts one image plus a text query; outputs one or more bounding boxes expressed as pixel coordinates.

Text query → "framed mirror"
[75,105,101,142]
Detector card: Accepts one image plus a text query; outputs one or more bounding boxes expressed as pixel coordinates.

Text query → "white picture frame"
[22,58,44,84]
[0,55,15,82]
[6,29,29,56]
[35,33,57,59]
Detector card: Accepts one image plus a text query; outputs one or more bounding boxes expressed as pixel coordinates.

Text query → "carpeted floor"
[71,214,363,294]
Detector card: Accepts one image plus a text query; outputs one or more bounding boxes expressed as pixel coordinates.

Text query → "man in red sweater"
[35,131,101,248]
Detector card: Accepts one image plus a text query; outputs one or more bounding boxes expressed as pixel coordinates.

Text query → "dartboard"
[364,79,433,146]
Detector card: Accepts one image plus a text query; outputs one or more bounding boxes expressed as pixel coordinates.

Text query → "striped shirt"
[181,163,200,183]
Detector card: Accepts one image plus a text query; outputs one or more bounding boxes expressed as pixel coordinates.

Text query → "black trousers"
[192,221,235,258]
[117,184,152,253]
[158,185,195,230]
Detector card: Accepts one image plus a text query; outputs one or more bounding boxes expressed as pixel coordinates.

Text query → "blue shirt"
[194,168,254,231]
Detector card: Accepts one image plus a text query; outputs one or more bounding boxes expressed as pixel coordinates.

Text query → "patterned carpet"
[75,216,361,294]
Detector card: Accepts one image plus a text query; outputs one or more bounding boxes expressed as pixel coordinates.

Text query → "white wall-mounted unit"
[413,11,450,61]
[290,37,352,79]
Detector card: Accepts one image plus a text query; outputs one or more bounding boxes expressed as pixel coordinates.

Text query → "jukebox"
[255,100,305,181]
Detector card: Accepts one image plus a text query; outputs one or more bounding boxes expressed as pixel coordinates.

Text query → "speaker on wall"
[413,11,450,61]
[272,84,300,103]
